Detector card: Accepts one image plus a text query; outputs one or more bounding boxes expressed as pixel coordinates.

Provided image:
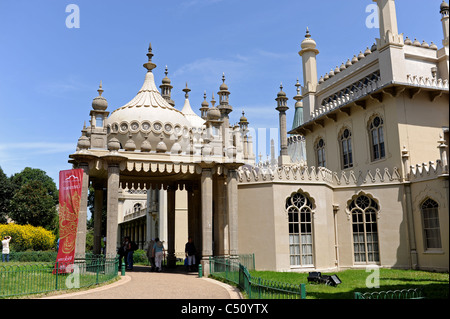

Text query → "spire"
[292,79,304,129]
[143,42,157,72]
[200,91,209,120]
[92,80,108,111]
[239,110,249,131]
[217,73,232,116]
[160,65,175,107]
[183,82,191,99]
[441,0,449,46]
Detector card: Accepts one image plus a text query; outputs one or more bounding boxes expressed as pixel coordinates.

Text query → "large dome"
[106,47,192,154]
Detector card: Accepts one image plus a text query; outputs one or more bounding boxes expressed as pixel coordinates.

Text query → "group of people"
[118,236,138,270]
[118,236,198,272]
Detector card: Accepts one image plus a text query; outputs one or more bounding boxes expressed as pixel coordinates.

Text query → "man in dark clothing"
[185,237,197,271]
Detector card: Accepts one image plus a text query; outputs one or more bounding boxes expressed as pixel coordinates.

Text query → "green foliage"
[10,167,58,204]
[8,250,57,262]
[0,166,14,224]
[8,180,58,230]
[0,223,56,252]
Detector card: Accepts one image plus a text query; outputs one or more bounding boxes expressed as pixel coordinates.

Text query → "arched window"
[340,128,353,169]
[348,194,379,263]
[286,192,314,266]
[421,199,442,249]
[133,203,143,213]
[369,116,385,161]
[315,138,326,168]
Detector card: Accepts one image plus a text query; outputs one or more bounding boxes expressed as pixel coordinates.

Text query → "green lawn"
[249,268,449,299]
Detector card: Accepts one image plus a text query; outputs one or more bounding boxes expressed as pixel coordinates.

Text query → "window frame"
[339,128,353,169]
[420,198,442,251]
[315,138,326,168]
[368,116,385,162]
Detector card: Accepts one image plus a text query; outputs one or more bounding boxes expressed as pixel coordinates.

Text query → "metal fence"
[354,288,425,299]
[209,255,306,299]
[0,255,119,298]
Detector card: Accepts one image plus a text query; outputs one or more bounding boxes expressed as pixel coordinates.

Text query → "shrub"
[0,223,56,252]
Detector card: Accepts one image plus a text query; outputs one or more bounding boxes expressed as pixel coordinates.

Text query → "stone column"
[75,162,89,258]
[201,168,213,274]
[227,169,239,257]
[93,183,103,255]
[167,185,177,267]
[106,163,120,257]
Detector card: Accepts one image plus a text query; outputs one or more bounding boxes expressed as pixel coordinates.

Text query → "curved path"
[41,265,242,299]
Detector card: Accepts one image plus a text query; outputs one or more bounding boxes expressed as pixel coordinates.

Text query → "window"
[315,138,326,167]
[349,195,380,263]
[369,116,385,161]
[421,199,442,249]
[340,128,353,169]
[133,203,143,213]
[286,192,314,266]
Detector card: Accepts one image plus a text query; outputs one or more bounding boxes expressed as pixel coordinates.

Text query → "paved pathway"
[41,265,242,299]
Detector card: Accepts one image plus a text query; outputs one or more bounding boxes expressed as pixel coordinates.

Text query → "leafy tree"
[8,180,58,230]
[0,166,14,223]
[10,167,58,204]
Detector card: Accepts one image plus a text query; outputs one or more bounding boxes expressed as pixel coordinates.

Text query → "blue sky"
[0,0,445,184]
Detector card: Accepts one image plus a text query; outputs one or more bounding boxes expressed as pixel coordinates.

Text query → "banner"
[54,168,83,274]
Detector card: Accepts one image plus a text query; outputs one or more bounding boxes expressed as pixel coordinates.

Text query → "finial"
[242,110,245,117]
[97,80,104,96]
[305,27,311,38]
[280,82,284,91]
[143,42,157,71]
[211,92,216,107]
[295,78,301,94]
[222,72,226,83]
[183,82,191,98]
[165,65,168,77]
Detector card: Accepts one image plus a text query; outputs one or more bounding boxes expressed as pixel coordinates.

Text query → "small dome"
[300,28,317,51]
[92,82,108,111]
[207,107,221,120]
[441,1,449,13]
[240,111,248,123]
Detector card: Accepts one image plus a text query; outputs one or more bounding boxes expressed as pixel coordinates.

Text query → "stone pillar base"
[201,258,210,277]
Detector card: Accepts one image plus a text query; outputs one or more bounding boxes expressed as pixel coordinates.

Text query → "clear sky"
[0,0,445,184]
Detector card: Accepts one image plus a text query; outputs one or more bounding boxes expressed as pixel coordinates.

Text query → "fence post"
[198,264,203,278]
[121,260,125,276]
[55,262,59,290]
[300,283,306,299]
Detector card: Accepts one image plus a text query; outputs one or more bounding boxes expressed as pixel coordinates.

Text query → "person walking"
[2,236,11,262]
[185,237,197,272]
[152,237,165,272]
[147,238,156,271]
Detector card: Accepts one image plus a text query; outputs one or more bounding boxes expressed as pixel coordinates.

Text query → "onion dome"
[413,38,421,46]
[345,59,352,67]
[300,27,319,53]
[275,83,289,112]
[180,83,206,129]
[207,93,221,121]
[92,81,108,111]
[404,36,412,45]
[441,1,449,14]
[106,43,191,153]
[364,47,371,56]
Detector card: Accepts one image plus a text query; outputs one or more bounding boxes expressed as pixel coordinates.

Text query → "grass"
[249,268,449,299]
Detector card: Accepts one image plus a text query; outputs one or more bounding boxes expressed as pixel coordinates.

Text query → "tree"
[0,166,14,223]
[8,180,58,230]
[10,167,59,204]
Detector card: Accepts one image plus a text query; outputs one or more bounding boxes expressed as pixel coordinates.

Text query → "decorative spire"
[160,65,175,107]
[143,42,157,72]
[98,80,104,96]
[305,27,311,38]
[183,83,191,99]
[92,80,108,111]
[200,91,209,120]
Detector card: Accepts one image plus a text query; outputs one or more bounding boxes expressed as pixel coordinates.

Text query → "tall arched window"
[340,128,353,169]
[286,192,314,266]
[348,194,380,263]
[369,116,385,161]
[315,138,326,168]
[421,199,442,249]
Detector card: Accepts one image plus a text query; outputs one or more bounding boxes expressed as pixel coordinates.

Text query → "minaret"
[299,28,319,122]
[373,0,405,83]
[160,66,175,107]
[275,83,290,166]
[439,1,450,80]
[200,91,209,120]
[89,81,109,149]
[292,79,304,130]
[441,1,449,47]
[217,73,233,151]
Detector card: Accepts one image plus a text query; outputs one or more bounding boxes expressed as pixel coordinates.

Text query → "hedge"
[0,224,56,252]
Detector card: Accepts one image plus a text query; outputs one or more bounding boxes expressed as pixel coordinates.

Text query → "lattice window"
[349,195,380,263]
[369,116,385,161]
[286,193,314,266]
[421,199,442,249]
[340,128,353,169]
[315,138,326,168]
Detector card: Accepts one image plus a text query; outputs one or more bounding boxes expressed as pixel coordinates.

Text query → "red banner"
[54,168,83,273]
